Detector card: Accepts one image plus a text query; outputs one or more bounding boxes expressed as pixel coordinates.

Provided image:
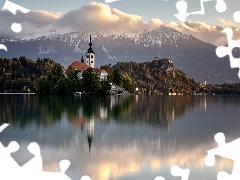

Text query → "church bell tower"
[86,35,95,68]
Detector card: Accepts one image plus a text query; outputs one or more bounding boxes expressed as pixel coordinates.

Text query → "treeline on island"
[0,56,134,94]
[113,59,240,95]
[1,56,240,95]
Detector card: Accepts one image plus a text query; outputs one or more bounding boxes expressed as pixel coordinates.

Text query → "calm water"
[1,95,240,180]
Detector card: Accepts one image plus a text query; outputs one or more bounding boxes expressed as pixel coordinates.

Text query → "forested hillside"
[0,57,62,93]
[113,58,202,95]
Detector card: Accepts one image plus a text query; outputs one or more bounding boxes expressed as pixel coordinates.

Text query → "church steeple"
[86,35,95,68]
[89,35,92,47]
[87,35,94,54]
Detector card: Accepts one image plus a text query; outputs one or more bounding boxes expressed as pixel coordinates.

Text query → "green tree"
[122,75,134,94]
[82,68,101,94]
[67,66,78,79]
[112,67,123,86]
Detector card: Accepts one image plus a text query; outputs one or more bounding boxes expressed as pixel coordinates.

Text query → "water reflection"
[1,95,240,180]
[0,95,203,129]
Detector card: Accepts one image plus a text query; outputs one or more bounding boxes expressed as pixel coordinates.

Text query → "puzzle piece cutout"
[154,165,190,180]
[2,0,30,33]
[215,28,240,78]
[204,132,240,180]
[0,0,30,51]
[233,11,240,23]
[171,165,190,180]
[0,123,9,132]
[0,123,92,180]
[175,0,226,22]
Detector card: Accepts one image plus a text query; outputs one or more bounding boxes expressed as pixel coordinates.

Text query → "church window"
[91,55,93,58]
[91,61,93,63]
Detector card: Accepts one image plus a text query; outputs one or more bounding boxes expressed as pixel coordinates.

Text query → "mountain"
[0,26,239,84]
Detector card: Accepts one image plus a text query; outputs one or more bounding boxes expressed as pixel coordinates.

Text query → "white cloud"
[162,21,227,45]
[0,10,62,36]
[55,2,150,32]
[0,2,239,45]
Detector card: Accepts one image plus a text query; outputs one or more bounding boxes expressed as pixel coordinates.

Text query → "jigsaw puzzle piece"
[21,142,43,174]
[205,132,240,164]
[0,141,21,179]
[41,160,71,180]
[154,177,165,180]
[0,123,9,132]
[171,165,190,180]
[205,133,240,180]
[174,1,189,22]
[233,11,240,23]
[215,0,227,13]
[80,175,92,180]
[0,44,7,51]
[2,0,30,33]
[2,0,30,15]
[215,28,240,78]
[0,124,20,176]
[175,0,226,22]
[217,171,233,180]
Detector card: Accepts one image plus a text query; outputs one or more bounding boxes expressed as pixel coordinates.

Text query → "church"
[69,35,108,81]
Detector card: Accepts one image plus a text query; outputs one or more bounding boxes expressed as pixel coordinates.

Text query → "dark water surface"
[0,95,240,180]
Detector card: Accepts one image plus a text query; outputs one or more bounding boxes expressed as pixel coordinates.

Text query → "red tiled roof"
[95,69,107,75]
[70,61,89,72]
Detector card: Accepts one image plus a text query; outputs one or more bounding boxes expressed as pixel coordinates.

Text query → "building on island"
[69,35,108,81]
[86,35,95,68]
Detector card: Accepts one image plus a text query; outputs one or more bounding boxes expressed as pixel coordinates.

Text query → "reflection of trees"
[0,95,217,129]
[0,95,132,128]
[113,96,202,129]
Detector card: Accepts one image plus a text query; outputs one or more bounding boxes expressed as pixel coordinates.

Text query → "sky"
[0,0,240,45]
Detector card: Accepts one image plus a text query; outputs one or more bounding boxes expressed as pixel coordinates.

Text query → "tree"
[100,80,111,95]
[112,67,123,86]
[82,68,101,94]
[122,75,135,94]
[67,66,78,79]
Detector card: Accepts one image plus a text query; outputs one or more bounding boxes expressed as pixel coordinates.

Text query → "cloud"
[0,2,239,45]
[55,2,150,32]
[0,10,62,36]
[162,21,226,45]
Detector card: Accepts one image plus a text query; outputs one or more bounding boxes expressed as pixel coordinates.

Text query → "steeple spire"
[87,35,94,53]
[86,34,95,68]
[89,35,92,47]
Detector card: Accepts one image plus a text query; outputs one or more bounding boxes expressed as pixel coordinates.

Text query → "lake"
[0,95,240,180]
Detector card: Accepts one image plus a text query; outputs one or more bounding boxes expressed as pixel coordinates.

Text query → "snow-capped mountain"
[0,26,239,84]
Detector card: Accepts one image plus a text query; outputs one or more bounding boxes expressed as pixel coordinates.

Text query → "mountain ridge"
[0,25,239,84]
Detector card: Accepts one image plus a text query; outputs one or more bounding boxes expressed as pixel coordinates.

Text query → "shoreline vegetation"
[1,56,240,95]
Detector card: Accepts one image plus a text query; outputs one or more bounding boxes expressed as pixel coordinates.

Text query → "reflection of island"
[1,94,229,131]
